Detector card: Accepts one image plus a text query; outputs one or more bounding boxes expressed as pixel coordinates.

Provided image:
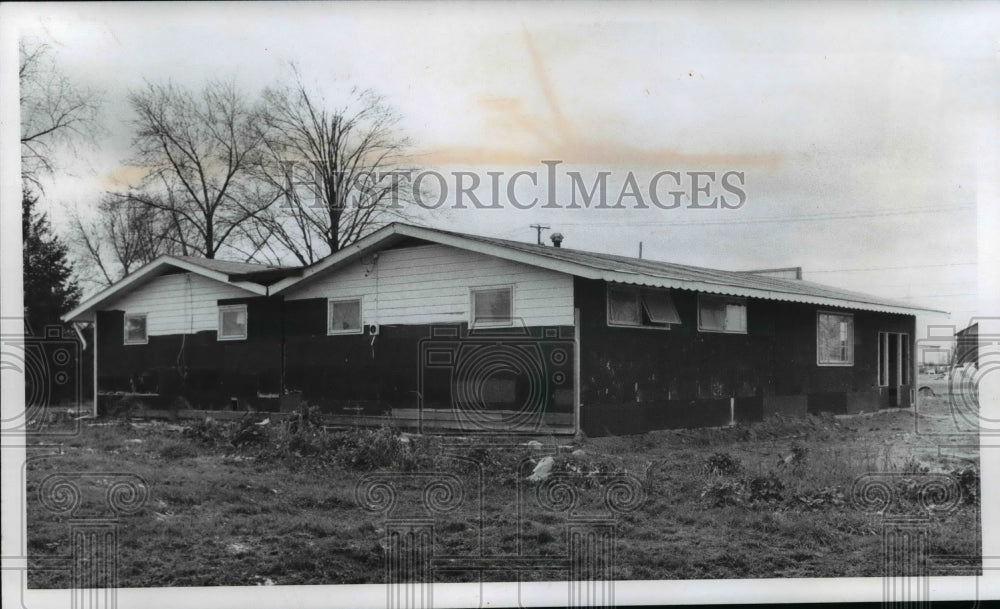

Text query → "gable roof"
[167,255,285,276]
[63,222,949,323]
[62,255,289,323]
[272,223,947,316]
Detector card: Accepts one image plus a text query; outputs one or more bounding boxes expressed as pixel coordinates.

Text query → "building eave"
[271,223,947,317]
[61,255,269,323]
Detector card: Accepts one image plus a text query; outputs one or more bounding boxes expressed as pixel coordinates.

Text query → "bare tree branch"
[19,38,103,191]
[242,68,416,263]
[123,80,274,258]
[66,194,186,289]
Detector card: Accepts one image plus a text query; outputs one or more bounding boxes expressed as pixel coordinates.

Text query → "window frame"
[901,333,910,385]
[123,313,148,345]
[327,297,364,335]
[470,285,515,327]
[816,310,855,367]
[217,304,249,341]
[605,285,676,331]
[697,294,748,334]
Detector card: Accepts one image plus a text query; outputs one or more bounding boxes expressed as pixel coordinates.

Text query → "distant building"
[955,322,980,369]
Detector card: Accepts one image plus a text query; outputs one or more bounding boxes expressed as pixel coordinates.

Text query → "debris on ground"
[528,456,554,482]
[794,487,846,511]
[227,542,251,555]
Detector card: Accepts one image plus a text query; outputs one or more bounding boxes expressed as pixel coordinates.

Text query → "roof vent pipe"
[549,233,564,248]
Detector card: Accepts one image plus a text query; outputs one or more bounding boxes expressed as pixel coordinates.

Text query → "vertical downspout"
[911,318,918,409]
[279,296,286,396]
[92,316,98,417]
[574,307,581,435]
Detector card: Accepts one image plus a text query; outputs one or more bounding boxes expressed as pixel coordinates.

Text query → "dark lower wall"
[283,298,576,418]
[576,278,915,436]
[96,296,282,410]
[95,282,916,434]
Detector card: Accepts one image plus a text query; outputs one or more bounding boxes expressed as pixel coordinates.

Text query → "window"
[878,332,910,386]
[328,298,362,334]
[471,287,513,325]
[817,311,854,366]
[607,286,680,329]
[608,287,641,326]
[218,305,248,340]
[124,313,147,344]
[698,295,747,334]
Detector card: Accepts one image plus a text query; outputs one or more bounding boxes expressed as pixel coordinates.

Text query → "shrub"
[793,486,846,511]
[789,443,809,467]
[747,473,785,503]
[704,452,742,476]
[900,456,930,474]
[229,416,270,448]
[449,445,532,486]
[700,480,746,507]
[700,470,788,508]
[283,404,324,434]
[951,466,979,505]
[536,530,556,544]
[278,426,340,458]
[552,451,626,487]
[183,417,226,445]
[335,425,426,471]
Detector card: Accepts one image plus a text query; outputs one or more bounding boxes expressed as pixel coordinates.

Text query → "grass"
[24,396,980,587]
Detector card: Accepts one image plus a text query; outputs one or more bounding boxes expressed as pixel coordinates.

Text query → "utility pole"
[530,224,550,245]
[639,241,643,259]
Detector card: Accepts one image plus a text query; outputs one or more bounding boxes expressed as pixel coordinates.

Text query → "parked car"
[917,374,950,397]
[918,365,978,397]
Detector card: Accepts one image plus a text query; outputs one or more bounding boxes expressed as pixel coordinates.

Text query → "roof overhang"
[602,277,946,316]
[272,223,947,317]
[62,255,269,323]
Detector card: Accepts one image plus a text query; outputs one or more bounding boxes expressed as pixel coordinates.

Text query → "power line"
[529,224,550,245]
[844,281,977,288]
[898,293,978,299]
[543,204,973,228]
[808,262,977,273]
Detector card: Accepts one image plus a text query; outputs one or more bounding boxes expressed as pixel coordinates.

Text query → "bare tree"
[241,72,412,264]
[68,193,188,289]
[19,39,102,191]
[124,80,275,259]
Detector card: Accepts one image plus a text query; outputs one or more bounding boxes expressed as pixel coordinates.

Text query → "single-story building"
[62,223,944,436]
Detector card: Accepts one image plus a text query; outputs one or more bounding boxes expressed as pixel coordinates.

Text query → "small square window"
[124,313,147,344]
[817,311,854,366]
[218,305,248,341]
[698,295,747,334]
[329,298,362,334]
[608,287,641,326]
[472,287,512,325]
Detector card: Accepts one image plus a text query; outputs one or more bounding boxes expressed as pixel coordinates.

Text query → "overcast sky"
[3,1,998,337]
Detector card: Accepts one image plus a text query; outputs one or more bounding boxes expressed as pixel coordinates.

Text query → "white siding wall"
[286,244,575,326]
[106,272,255,336]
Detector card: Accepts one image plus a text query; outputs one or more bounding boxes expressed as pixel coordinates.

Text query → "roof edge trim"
[62,255,268,323]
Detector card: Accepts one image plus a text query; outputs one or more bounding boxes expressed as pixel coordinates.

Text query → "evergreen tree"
[23,190,81,336]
